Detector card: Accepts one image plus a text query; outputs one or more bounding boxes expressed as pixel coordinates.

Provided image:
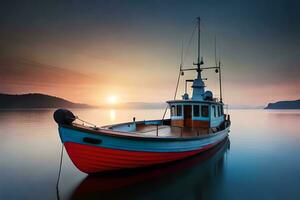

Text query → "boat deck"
[71,122,215,138]
[95,118,218,138]
[134,124,211,137]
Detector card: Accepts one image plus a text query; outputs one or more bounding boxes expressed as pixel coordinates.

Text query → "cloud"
[0,57,101,88]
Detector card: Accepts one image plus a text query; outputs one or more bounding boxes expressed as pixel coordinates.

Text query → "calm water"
[0,109,300,200]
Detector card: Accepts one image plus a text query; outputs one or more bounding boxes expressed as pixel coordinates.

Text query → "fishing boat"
[54,18,231,174]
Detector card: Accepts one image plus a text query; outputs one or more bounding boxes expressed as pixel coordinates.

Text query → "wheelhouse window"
[212,105,216,117]
[171,105,176,116]
[218,105,221,117]
[221,105,224,115]
[201,105,209,117]
[193,105,200,117]
[176,105,182,116]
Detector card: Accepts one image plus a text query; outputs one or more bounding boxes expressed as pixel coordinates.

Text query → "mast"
[215,37,223,103]
[197,17,201,71]
[195,17,202,75]
[190,17,205,100]
[178,17,224,102]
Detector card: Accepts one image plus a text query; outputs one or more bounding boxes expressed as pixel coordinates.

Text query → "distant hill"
[265,99,300,109]
[0,93,92,109]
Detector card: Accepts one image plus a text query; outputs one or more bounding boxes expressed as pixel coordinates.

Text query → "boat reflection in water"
[70,137,230,200]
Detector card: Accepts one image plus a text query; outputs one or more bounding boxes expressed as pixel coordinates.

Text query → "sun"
[107,95,118,104]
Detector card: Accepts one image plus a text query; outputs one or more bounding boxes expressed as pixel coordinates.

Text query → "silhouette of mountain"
[0,93,92,109]
[265,99,300,109]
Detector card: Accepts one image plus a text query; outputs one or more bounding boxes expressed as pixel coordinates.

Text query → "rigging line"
[218,40,223,102]
[182,22,197,65]
[161,106,168,122]
[162,59,183,121]
[162,67,182,120]
[173,67,182,100]
[162,20,197,121]
[56,144,64,200]
[175,41,184,100]
[214,36,219,98]
[175,22,197,99]
[180,40,184,66]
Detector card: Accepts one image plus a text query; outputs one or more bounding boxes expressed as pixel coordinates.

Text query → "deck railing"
[154,119,229,137]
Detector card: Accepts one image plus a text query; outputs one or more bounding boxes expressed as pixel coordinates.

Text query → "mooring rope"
[56,144,64,200]
[75,116,99,129]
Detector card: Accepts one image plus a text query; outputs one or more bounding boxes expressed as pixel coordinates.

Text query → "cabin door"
[184,105,192,127]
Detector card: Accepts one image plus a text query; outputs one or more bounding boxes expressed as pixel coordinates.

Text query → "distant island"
[265,99,300,109]
[0,93,92,109]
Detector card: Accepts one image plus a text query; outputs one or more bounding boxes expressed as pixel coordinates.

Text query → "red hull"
[64,142,218,174]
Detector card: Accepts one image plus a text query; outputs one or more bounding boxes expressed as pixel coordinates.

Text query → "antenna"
[214,36,217,67]
[197,17,201,68]
[192,17,203,79]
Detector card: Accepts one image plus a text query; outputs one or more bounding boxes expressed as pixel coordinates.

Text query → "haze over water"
[0,109,299,200]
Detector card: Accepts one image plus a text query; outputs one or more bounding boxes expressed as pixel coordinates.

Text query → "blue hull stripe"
[59,126,229,153]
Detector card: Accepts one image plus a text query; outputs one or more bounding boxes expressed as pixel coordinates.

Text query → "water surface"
[0,109,299,200]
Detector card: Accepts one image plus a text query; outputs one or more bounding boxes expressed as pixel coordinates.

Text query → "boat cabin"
[167,100,224,128]
[166,54,225,129]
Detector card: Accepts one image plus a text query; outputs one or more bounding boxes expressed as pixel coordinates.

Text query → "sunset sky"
[0,0,299,107]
